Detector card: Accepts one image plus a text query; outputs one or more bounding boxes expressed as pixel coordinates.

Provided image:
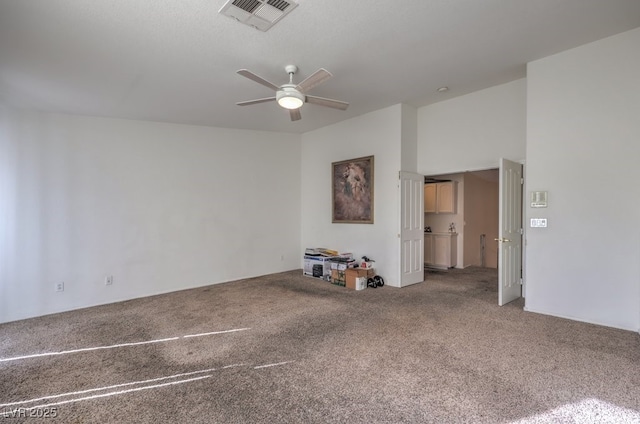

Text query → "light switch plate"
[530,218,547,228]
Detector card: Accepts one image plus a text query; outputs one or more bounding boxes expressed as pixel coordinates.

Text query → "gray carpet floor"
[1,267,639,423]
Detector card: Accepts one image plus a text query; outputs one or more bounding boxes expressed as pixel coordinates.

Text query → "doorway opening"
[422,160,523,306]
[423,169,499,270]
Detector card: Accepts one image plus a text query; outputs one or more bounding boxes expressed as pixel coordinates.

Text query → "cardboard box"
[331,269,346,286]
[303,255,336,278]
[345,268,375,290]
[354,276,367,291]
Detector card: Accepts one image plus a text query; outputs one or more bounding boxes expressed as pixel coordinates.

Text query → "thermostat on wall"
[531,191,548,208]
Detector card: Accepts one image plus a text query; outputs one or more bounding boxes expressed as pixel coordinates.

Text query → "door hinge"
[519,228,523,235]
[519,278,523,285]
[520,177,524,185]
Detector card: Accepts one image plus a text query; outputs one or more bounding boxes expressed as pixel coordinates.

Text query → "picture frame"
[332,155,374,224]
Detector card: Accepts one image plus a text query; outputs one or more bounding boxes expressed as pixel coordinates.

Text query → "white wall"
[417,80,526,273]
[401,104,418,173]
[525,28,640,331]
[417,79,526,175]
[301,105,403,287]
[0,110,302,323]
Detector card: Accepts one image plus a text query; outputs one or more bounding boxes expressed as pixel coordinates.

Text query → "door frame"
[420,160,526,305]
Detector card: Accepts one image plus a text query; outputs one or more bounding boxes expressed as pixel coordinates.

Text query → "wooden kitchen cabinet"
[424,184,437,213]
[424,233,457,269]
[424,182,457,214]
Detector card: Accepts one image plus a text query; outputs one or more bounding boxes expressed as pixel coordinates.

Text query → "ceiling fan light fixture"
[276,88,305,109]
[236,65,348,121]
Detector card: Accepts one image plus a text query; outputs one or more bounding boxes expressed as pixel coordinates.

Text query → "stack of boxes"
[329,259,350,286]
[304,249,377,291]
[344,268,375,290]
[330,256,375,290]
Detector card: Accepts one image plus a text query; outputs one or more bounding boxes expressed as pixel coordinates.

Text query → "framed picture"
[332,155,374,224]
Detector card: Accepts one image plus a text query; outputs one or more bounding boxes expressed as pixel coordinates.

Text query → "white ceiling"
[1,0,639,134]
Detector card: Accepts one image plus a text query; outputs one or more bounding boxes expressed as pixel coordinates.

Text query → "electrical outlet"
[55,282,64,292]
[105,275,113,285]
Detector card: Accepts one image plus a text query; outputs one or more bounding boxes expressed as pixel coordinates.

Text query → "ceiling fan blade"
[237,69,280,91]
[296,68,332,93]
[306,95,349,110]
[290,109,301,121]
[236,97,276,106]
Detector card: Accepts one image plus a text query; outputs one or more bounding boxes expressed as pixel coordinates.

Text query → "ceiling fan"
[236,65,349,121]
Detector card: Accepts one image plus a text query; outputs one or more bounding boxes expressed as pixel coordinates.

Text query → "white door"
[498,158,523,306]
[399,171,424,287]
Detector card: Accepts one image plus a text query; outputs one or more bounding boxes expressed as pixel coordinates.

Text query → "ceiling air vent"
[219,0,299,32]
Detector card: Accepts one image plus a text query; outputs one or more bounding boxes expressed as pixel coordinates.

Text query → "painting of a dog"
[332,156,374,223]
